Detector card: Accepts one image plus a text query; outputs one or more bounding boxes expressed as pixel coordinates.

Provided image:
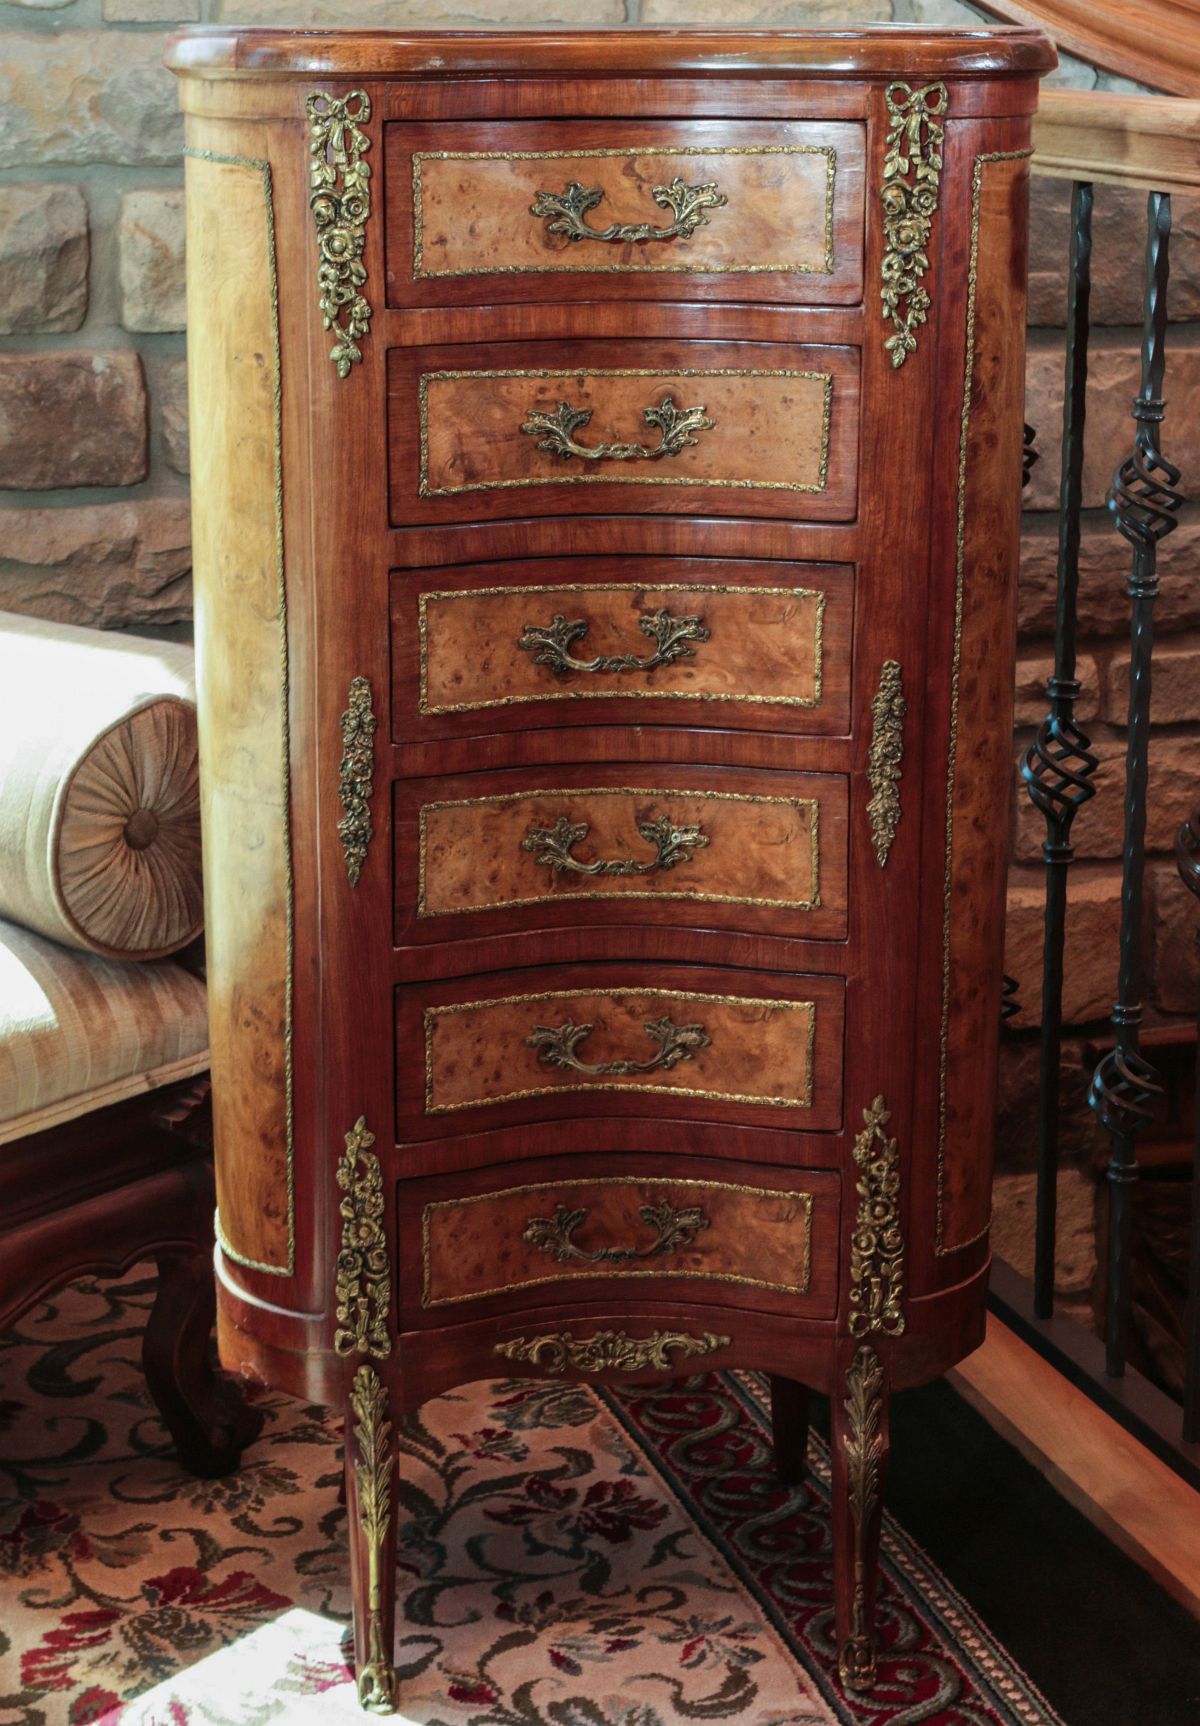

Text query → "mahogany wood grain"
[404,1153,839,1323]
[170,26,1051,1708]
[939,146,1030,1257]
[384,1115,847,1184]
[166,27,1055,85]
[395,762,849,949]
[385,118,866,309]
[388,339,861,524]
[383,300,868,357]
[394,555,853,747]
[910,116,1032,1286]
[400,963,846,1137]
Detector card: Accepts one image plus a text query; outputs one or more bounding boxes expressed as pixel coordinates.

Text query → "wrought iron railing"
[993,90,1200,1476]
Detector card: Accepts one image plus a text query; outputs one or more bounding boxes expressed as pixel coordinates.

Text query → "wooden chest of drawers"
[169,24,1053,1711]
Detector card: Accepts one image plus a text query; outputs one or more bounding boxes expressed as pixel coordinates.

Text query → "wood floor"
[951,1315,1200,1618]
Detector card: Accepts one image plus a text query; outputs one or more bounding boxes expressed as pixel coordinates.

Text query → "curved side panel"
[185,147,294,1276]
[937,146,1032,1256]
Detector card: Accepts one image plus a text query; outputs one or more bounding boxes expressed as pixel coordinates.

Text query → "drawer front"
[396,967,845,1137]
[384,119,866,307]
[396,765,849,944]
[388,341,860,524]
[393,557,853,743]
[402,1163,840,1322]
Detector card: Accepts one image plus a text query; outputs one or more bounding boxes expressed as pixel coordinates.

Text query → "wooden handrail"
[974,0,1200,98]
[1034,89,1200,193]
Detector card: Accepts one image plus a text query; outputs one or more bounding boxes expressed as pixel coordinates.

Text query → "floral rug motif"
[0,1269,1068,1726]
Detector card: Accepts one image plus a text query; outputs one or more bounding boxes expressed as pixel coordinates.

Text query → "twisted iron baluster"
[1175,810,1200,1441]
[1021,183,1100,1319]
[999,432,1041,1036]
[1022,421,1040,490]
[1088,192,1183,1377]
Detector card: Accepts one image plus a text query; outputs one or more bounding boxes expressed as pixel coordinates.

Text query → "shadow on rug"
[0,1268,1067,1726]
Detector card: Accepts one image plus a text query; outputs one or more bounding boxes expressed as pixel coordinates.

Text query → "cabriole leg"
[346,1366,399,1714]
[143,1244,263,1478]
[769,1375,810,1485]
[831,1344,890,1693]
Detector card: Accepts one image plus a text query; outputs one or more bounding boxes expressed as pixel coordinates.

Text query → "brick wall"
[1,0,1195,1312]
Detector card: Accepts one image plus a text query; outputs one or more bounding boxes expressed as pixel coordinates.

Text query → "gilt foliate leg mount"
[836,1345,889,1692]
[833,1098,904,1694]
[334,1125,398,1709]
[347,1366,400,1714]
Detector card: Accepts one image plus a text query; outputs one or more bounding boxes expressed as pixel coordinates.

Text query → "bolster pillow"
[0,611,202,961]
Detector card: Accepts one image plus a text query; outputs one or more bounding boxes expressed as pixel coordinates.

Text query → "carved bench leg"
[346,1366,400,1715]
[143,1244,264,1478]
[831,1344,890,1693]
[769,1375,810,1485]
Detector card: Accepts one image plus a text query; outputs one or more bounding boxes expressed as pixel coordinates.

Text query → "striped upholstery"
[0,613,202,961]
[0,919,209,1145]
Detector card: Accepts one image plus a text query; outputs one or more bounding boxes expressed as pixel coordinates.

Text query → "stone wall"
[1,0,1195,1311]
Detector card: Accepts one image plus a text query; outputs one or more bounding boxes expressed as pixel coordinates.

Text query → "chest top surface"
[167,25,1055,81]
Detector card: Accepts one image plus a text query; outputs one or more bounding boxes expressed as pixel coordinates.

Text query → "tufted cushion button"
[123,808,161,851]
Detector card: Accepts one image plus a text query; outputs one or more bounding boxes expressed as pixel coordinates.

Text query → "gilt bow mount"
[307,89,373,378]
[879,81,947,369]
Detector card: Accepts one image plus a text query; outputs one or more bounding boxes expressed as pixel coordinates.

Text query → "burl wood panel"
[388,341,860,523]
[412,975,846,1123]
[403,561,853,739]
[413,1167,841,1312]
[403,771,849,941]
[938,149,1031,1255]
[384,118,865,306]
[185,150,291,1277]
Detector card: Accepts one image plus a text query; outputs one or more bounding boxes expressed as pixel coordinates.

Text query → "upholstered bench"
[0,611,260,1476]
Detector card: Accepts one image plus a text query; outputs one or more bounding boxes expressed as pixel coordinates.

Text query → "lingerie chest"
[168,25,1054,1710]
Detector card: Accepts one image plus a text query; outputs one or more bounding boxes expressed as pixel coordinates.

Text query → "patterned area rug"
[0,1270,1068,1726]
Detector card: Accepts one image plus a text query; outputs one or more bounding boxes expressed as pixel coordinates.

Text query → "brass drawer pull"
[521,811,709,879]
[521,395,715,464]
[517,608,709,676]
[524,1197,710,1266]
[495,1327,728,1373]
[530,177,727,246]
[525,1014,710,1077]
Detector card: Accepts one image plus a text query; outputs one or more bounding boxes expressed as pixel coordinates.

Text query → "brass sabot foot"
[357,1661,399,1714]
[838,1632,878,1693]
